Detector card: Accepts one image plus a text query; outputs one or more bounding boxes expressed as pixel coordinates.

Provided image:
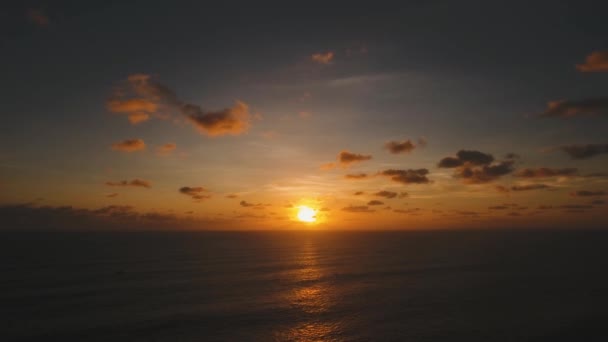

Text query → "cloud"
[0,203,212,231]
[570,190,606,197]
[378,169,430,184]
[374,190,397,199]
[438,150,494,168]
[540,98,608,118]
[311,51,334,64]
[488,205,509,210]
[239,200,266,209]
[184,101,251,137]
[323,150,372,169]
[341,205,375,213]
[514,167,578,178]
[354,191,364,195]
[511,184,550,191]
[367,200,384,206]
[345,173,369,180]
[111,139,146,152]
[179,187,211,201]
[105,179,151,188]
[225,194,238,199]
[591,199,606,205]
[106,98,157,125]
[438,150,514,184]
[393,208,422,215]
[27,8,49,26]
[496,185,510,193]
[157,143,177,155]
[105,193,119,198]
[576,51,608,72]
[109,74,251,136]
[384,140,415,154]
[557,144,608,159]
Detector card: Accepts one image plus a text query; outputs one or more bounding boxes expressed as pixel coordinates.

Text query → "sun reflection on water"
[274,238,342,341]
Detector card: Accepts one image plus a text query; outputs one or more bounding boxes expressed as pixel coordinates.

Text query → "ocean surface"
[2,230,608,341]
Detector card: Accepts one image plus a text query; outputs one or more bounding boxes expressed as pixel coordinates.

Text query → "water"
[2,230,608,341]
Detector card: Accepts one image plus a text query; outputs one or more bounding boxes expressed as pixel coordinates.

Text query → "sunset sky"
[1,1,607,230]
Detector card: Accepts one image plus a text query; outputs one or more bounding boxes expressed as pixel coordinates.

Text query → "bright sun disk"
[297,206,317,223]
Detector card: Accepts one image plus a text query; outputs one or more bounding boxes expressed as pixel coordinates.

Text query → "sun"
[297,206,317,223]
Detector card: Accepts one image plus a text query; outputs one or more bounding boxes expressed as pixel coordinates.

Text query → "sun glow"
[297,206,317,223]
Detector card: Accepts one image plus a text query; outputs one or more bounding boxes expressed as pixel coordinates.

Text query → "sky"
[1,0,607,230]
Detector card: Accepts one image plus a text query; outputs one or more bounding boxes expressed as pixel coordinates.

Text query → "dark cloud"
[374,190,398,199]
[570,190,606,197]
[367,200,384,206]
[341,205,375,213]
[537,205,554,210]
[558,144,608,160]
[322,151,372,169]
[239,200,266,209]
[225,194,238,199]
[438,150,494,168]
[488,205,509,210]
[438,150,514,184]
[105,179,151,188]
[496,185,510,193]
[559,204,593,210]
[576,51,608,72]
[540,98,608,118]
[111,139,146,152]
[179,187,211,201]
[345,173,369,180]
[353,191,364,195]
[105,193,119,198]
[0,204,208,231]
[511,184,550,191]
[384,138,425,154]
[379,169,430,184]
[515,167,578,178]
[393,208,422,214]
[591,199,606,205]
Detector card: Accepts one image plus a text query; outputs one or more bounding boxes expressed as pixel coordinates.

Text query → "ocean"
[2,230,608,341]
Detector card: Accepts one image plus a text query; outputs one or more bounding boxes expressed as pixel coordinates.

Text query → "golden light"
[297,206,317,223]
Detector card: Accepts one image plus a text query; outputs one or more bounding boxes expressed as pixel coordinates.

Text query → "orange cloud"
[107,98,157,125]
[384,138,427,154]
[184,101,251,137]
[105,179,151,188]
[345,173,369,180]
[157,143,177,155]
[111,139,146,152]
[576,51,608,72]
[311,51,334,64]
[27,8,49,26]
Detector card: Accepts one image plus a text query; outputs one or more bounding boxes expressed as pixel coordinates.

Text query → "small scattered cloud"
[540,98,608,118]
[576,51,608,72]
[511,184,550,191]
[157,143,177,155]
[105,179,151,188]
[111,139,146,152]
[179,187,211,201]
[496,185,510,193]
[488,205,509,210]
[27,8,49,27]
[239,200,267,209]
[105,193,119,198]
[342,205,375,213]
[311,51,334,64]
[570,190,606,197]
[353,191,364,196]
[106,98,157,125]
[225,194,238,199]
[367,200,384,206]
[384,140,414,154]
[345,173,369,180]
[322,150,372,169]
[378,169,430,184]
[184,101,251,137]
[438,150,514,184]
[374,190,398,199]
[557,144,608,160]
[514,167,578,178]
